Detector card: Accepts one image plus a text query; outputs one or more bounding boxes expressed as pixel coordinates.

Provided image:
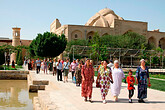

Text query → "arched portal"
[159,38,165,49]
[87,31,95,40]
[71,30,82,40]
[102,33,109,36]
[148,36,156,47]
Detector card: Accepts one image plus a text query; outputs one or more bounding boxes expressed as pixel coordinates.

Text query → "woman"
[12,60,15,69]
[63,58,70,83]
[44,59,48,74]
[81,59,94,102]
[49,59,53,72]
[111,60,125,102]
[53,58,56,76]
[41,60,44,73]
[97,60,113,104]
[136,59,151,103]
[75,61,83,86]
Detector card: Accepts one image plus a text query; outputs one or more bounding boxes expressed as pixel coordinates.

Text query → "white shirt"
[63,62,70,69]
[110,67,125,96]
[107,63,114,68]
[56,62,62,70]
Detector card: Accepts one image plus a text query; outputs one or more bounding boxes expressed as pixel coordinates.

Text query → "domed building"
[50,8,165,50]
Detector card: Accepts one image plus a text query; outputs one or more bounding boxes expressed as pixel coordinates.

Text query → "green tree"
[17,50,23,65]
[29,32,67,58]
[0,49,5,65]
[65,39,89,51]
[16,50,19,64]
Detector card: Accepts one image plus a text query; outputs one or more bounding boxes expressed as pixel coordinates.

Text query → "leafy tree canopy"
[29,32,67,58]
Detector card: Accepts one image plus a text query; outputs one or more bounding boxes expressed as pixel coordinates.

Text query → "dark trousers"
[72,71,75,80]
[129,89,134,98]
[53,67,56,76]
[57,69,62,81]
[36,66,40,74]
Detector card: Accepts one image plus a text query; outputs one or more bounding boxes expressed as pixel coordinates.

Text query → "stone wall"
[0,70,29,80]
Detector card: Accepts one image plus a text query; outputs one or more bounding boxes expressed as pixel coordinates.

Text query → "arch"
[159,37,165,49]
[71,30,82,40]
[87,31,95,40]
[148,36,156,47]
[123,30,133,35]
[102,33,109,36]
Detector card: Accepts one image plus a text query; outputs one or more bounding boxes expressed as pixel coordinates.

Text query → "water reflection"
[0,80,37,110]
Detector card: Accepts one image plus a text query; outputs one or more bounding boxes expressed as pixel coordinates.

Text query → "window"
[88,36,92,40]
[75,34,78,39]
[15,32,18,36]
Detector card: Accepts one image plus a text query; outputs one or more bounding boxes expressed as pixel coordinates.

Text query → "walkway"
[31,71,165,110]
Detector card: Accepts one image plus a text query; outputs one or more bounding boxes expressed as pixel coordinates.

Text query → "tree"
[17,50,23,65]
[65,39,89,52]
[29,32,67,58]
[16,50,19,64]
[0,49,5,65]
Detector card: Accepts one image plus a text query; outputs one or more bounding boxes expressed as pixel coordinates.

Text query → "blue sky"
[0,0,165,40]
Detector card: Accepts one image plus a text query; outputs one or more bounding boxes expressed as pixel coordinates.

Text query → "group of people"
[26,58,151,104]
[81,59,151,104]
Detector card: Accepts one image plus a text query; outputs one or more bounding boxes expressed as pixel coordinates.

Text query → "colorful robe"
[99,66,111,99]
[81,65,94,98]
[136,66,149,99]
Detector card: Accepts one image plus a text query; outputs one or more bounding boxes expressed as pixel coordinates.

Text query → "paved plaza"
[31,71,165,110]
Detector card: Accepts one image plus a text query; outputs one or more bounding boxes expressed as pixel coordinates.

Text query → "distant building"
[0,27,32,63]
[50,8,165,50]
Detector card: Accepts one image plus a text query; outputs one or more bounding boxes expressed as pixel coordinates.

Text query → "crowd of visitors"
[25,58,151,104]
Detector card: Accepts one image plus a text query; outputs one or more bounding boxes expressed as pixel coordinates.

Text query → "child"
[126,70,135,103]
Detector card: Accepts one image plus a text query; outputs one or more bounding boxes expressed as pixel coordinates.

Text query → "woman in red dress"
[81,59,94,102]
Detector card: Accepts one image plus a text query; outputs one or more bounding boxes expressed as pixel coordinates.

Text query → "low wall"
[0,70,29,80]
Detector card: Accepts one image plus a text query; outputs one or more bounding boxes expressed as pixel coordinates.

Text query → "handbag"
[96,78,100,88]
[73,76,76,84]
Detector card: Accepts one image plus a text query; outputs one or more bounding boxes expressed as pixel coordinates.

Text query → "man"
[36,58,41,74]
[56,59,63,81]
[70,59,78,80]
[107,60,114,68]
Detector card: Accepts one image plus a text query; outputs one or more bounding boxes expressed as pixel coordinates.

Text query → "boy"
[126,70,135,103]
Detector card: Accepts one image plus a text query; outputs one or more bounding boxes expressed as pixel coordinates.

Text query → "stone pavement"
[32,71,165,110]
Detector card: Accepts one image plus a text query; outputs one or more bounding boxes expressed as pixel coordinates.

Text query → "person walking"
[136,59,151,103]
[36,58,41,74]
[107,60,114,68]
[56,59,63,81]
[48,59,53,73]
[81,59,94,102]
[126,70,135,103]
[97,60,113,104]
[63,58,70,83]
[44,59,48,74]
[53,58,57,76]
[75,60,84,86]
[70,59,78,80]
[111,60,125,102]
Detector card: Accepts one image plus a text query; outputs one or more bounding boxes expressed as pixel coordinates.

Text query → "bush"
[17,50,23,65]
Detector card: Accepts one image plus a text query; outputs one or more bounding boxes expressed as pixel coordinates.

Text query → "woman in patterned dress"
[136,59,151,103]
[81,59,94,102]
[75,61,83,86]
[97,60,113,104]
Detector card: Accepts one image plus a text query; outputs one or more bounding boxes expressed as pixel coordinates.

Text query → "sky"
[0,0,165,40]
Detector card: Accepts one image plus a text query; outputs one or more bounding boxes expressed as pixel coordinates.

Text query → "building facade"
[50,8,165,50]
[0,27,32,63]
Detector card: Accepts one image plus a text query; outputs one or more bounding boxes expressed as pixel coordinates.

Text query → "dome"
[85,8,124,28]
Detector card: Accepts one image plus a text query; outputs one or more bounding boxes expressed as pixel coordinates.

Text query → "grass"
[0,65,23,70]
[95,71,165,92]
[150,74,165,79]
[123,74,165,92]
